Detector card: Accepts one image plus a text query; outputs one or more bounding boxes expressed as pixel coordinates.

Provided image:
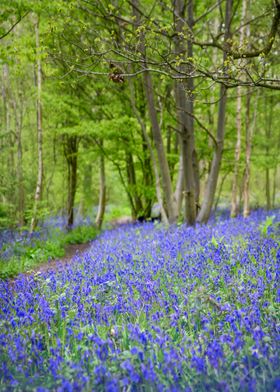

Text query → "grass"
[0,225,99,279]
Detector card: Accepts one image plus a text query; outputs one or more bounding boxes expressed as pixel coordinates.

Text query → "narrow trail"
[27,242,93,276]
[11,218,133,280]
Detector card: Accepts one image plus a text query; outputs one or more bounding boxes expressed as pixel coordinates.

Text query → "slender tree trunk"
[193,150,200,211]
[45,136,57,206]
[30,18,43,232]
[126,149,143,218]
[230,91,242,217]
[166,126,177,181]
[197,85,227,223]
[13,98,25,226]
[214,171,230,212]
[80,162,92,215]
[197,0,233,223]
[272,126,280,208]
[143,71,177,223]
[231,0,247,218]
[132,0,177,224]
[128,78,168,224]
[243,90,258,217]
[141,133,153,218]
[265,168,271,210]
[2,64,15,211]
[265,96,273,210]
[64,136,78,229]
[174,0,197,226]
[174,155,184,217]
[272,166,277,208]
[95,148,106,229]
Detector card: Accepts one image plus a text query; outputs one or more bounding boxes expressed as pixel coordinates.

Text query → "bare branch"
[194,1,280,59]
[0,12,29,40]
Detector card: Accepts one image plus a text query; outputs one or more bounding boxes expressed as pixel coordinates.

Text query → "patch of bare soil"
[30,242,92,275]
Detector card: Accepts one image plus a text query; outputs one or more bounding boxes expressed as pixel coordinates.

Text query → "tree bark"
[272,126,280,208]
[173,0,197,226]
[81,162,92,215]
[13,97,25,226]
[174,155,184,217]
[272,166,277,208]
[265,96,273,210]
[64,135,78,229]
[95,147,106,229]
[131,0,177,224]
[30,17,43,232]
[141,132,153,218]
[197,0,233,224]
[128,78,168,224]
[265,168,271,210]
[2,64,15,214]
[214,171,230,212]
[125,149,143,219]
[243,90,258,217]
[143,70,177,223]
[230,0,247,218]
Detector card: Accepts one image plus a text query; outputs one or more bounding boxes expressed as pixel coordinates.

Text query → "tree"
[30,16,43,232]
[197,0,233,223]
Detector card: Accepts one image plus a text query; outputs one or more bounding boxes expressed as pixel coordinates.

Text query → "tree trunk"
[131,0,177,224]
[197,0,233,224]
[243,90,258,217]
[125,149,143,219]
[214,171,230,212]
[143,71,177,223]
[30,18,43,232]
[272,166,277,208]
[231,0,247,218]
[64,135,78,229]
[13,98,25,226]
[174,0,197,226]
[95,148,106,229]
[141,132,153,218]
[2,64,15,216]
[265,168,271,210]
[265,96,273,210]
[174,155,184,217]
[272,125,280,208]
[128,78,168,224]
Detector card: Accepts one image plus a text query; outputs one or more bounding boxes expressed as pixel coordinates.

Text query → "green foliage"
[259,215,280,239]
[0,225,99,279]
[63,225,99,245]
[105,205,132,223]
[0,238,64,279]
[0,204,10,228]
[259,215,275,236]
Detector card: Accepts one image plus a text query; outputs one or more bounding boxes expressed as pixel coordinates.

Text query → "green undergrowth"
[0,225,99,280]
[63,225,99,244]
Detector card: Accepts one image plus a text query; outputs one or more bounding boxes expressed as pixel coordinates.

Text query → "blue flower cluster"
[0,210,279,391]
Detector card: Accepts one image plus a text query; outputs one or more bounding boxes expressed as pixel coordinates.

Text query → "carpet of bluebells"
[0,210,280,391]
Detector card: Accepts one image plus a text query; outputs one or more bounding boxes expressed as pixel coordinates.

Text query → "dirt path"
[10,218,133,280]
[28,242,93,276]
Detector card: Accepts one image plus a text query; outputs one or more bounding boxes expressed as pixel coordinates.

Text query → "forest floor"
[32,217,134,275]
[27,241,92,275]
[2,210,279,390]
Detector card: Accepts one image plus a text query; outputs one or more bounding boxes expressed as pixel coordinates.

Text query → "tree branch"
[194,1,280,59]
[0,12,29,40]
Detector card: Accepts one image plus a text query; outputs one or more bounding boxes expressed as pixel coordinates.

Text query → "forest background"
[0,0,280,232]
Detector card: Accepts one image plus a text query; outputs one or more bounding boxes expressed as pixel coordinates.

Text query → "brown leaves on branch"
[109,62,125,83]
